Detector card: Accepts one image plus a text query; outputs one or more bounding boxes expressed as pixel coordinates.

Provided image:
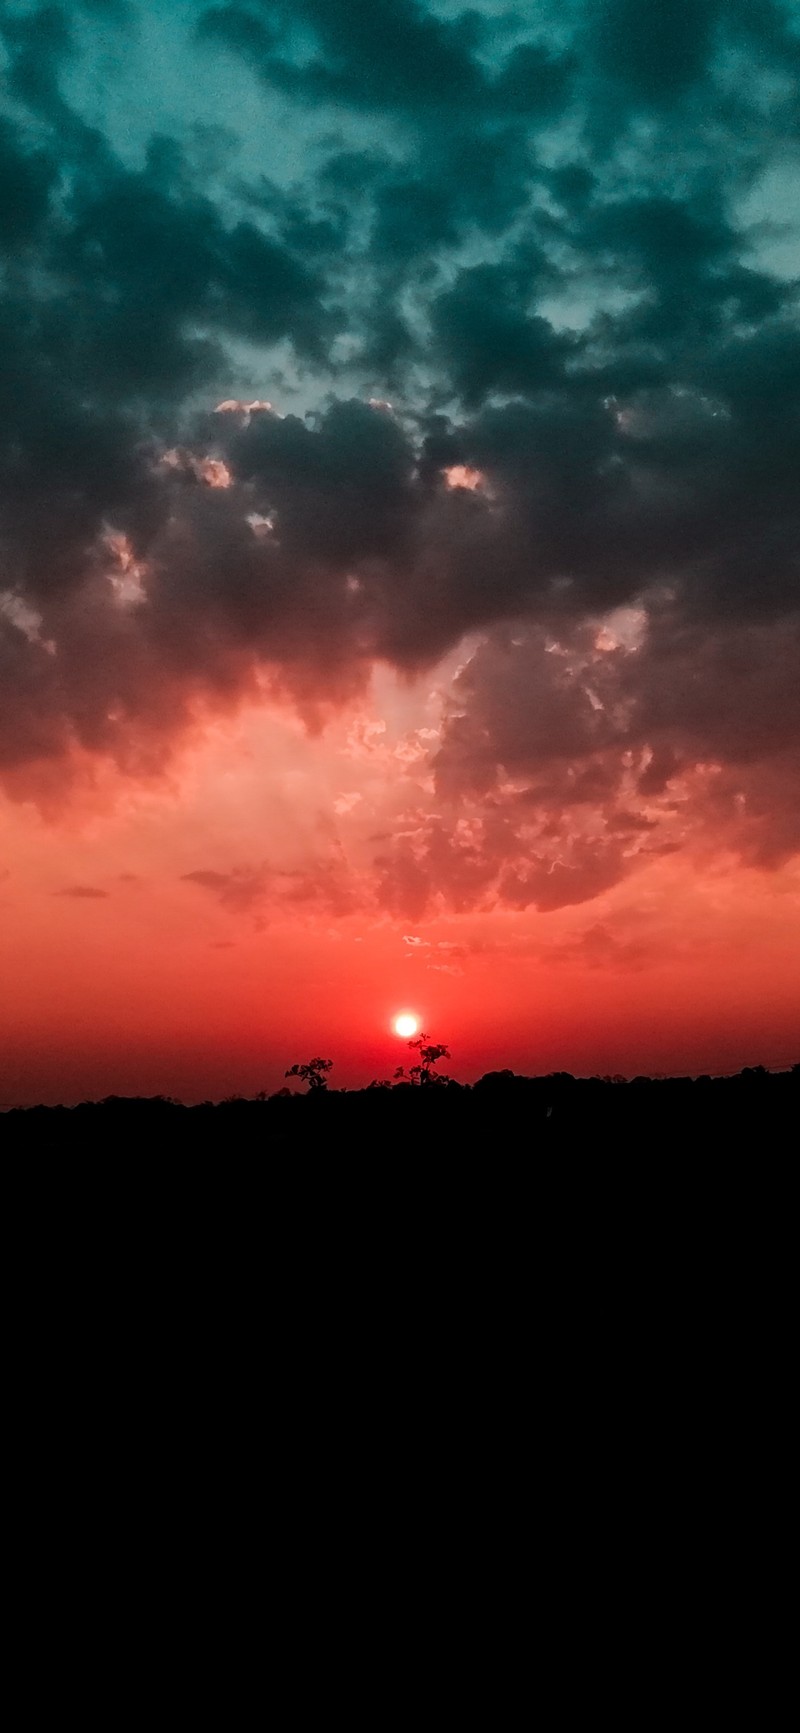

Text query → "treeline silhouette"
[2,1047,797,1150]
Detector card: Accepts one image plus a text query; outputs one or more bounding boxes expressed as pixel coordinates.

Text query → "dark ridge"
[2,1064,797,1151]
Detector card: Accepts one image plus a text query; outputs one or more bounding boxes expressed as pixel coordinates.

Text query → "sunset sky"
[1,0,799,1103]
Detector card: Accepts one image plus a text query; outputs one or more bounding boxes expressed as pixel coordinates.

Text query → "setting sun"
[394,1014,419,1038]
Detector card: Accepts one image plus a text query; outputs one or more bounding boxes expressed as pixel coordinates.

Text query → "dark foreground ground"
[2,1066,797,1152]
[3,1069,793,1410]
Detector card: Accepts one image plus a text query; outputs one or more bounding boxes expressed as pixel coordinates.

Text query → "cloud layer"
[1,0,798,908]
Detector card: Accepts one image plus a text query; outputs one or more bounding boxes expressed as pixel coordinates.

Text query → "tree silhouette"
[405,1033,451,1086]
[285,1057,333,1091]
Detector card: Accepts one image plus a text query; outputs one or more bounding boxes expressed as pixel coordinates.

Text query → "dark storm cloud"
[0,0,799,905]
[198,0,557,119]
[198,0,572,289]
[430,258,570,406]
[588,0,721,104]
[0,115,58,243]
[582,0,800,149]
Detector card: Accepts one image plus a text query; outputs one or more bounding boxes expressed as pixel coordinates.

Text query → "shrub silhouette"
[285,1057,333,1092]
[395,1033,451,1086]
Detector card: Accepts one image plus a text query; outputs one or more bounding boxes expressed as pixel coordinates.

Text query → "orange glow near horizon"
[1,668,799,1107]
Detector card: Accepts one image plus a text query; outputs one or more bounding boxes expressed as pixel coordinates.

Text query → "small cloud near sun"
[394,1013,419,1037]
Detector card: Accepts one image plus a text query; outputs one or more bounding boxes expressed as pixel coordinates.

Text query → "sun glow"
[394,1013,419,1038]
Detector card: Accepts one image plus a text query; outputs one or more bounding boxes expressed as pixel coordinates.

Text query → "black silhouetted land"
[1,1046,797,1151]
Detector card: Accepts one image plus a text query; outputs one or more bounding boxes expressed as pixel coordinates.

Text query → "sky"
[1,0,799,1103]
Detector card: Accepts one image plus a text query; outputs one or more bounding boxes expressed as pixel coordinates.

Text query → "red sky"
[2,662,798,1105]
